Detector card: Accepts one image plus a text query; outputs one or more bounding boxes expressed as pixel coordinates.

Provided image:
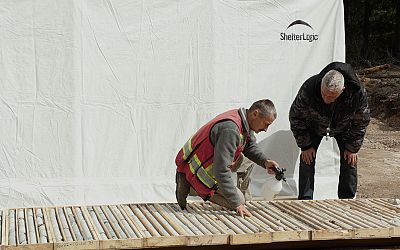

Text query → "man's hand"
[236,204,252,217]
[344,150,358,166]
[264,160,279,175]
[301,148,316,165]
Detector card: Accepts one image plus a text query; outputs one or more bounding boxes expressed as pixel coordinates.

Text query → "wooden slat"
[0,212,3,250]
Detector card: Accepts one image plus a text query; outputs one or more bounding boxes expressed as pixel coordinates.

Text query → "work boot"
[175,172,190,210]
[237,164,254,201]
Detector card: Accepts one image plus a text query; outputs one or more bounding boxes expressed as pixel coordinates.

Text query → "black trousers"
[298,136,358,200]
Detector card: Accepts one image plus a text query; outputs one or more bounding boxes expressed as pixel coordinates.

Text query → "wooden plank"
[1,210,4,248]
[2,210,8,249]
[54,240,98,250]
[311,229,354,241]
[4,243,53,250]
[100,238,142,250]
[143,235,188,248]
[15,209,20,245]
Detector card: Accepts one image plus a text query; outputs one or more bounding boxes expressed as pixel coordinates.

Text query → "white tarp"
[0,0,345,209]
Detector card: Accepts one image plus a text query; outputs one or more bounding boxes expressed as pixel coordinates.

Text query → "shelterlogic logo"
[280,20,319,43]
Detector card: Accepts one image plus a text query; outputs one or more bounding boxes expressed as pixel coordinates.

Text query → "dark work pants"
[298,136,358,200]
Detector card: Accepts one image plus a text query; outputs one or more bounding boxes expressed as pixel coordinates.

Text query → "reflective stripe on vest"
[182,137,192,160]
[188,154,217,189]
[240,133,245,146]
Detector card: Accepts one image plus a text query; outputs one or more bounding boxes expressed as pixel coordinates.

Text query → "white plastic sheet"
[0,0,345,209]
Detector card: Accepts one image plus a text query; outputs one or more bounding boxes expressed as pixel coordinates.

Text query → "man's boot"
[175,172,190,210]
[237,164,254,201]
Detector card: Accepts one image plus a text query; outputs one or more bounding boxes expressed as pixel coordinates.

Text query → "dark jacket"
[289,62,370,153]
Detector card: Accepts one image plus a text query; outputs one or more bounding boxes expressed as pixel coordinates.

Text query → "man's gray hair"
[321,70,345,92]
[249,99,277,118]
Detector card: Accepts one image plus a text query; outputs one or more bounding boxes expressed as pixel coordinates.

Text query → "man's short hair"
[321,70,345,92]
[249,99,277,118]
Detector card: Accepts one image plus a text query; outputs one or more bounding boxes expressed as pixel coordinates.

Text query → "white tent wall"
[0,0,345,209]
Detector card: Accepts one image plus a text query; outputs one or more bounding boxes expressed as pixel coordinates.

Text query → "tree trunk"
[361,0,371,61]
[394,0,400,62]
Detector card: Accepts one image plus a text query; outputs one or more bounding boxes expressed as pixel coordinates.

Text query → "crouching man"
[175,99,280,217]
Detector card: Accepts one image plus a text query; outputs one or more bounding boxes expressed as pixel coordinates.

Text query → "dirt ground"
[357,118,400,198]
[357,64,400,199]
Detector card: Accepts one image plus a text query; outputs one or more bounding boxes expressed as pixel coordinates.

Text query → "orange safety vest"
[175,109,249,200]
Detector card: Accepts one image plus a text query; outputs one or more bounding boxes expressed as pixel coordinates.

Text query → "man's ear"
[253,109,259,117]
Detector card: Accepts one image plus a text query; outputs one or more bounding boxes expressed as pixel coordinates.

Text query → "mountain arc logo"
[286,20,313,30]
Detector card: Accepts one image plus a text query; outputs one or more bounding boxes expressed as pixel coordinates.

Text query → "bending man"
[289,62,370,200]
[175,99,279,217]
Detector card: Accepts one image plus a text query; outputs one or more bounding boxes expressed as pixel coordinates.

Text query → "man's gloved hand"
[264,159,279,175]
[236,204,252,217]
